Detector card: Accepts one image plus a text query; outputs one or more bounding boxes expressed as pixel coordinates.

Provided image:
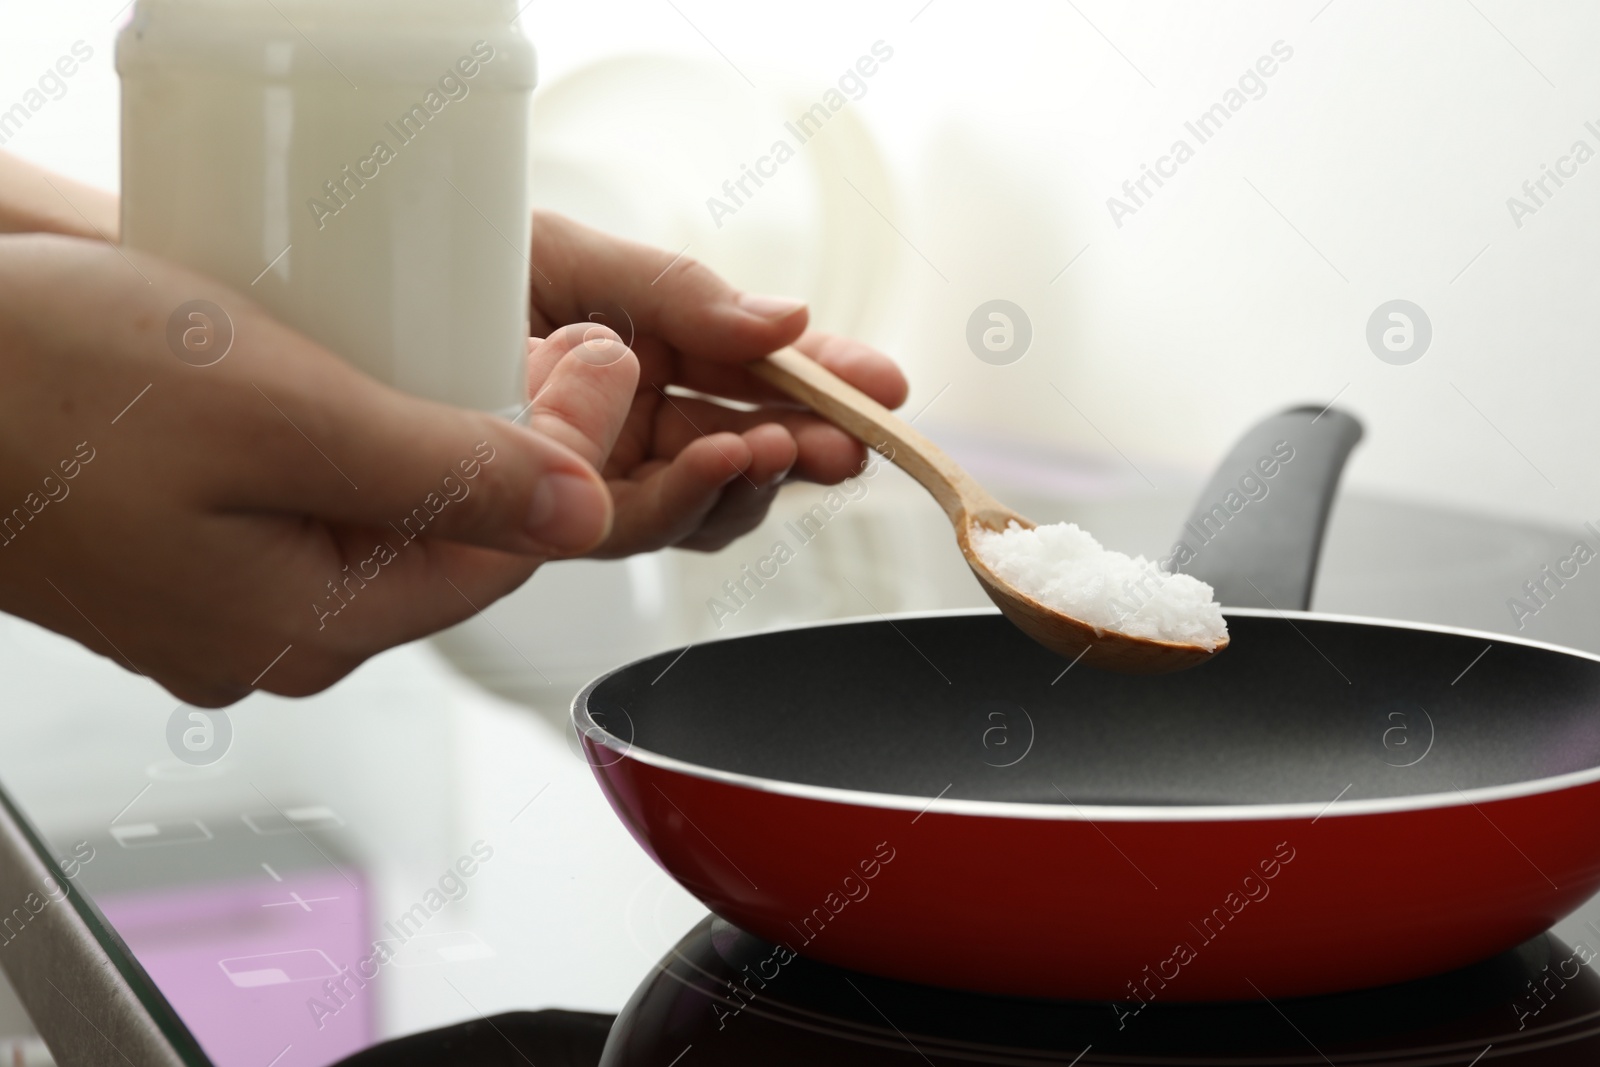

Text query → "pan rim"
[572,607,1600,823]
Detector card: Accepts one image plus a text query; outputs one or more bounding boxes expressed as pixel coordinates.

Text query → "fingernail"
[527,473,609,551]
[737,292,807,319]
[578,325,628,367]
[763,463,794,490]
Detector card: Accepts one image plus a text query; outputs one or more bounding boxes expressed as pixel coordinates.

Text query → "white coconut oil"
[970,520,1229,649]
[118,0,537,413]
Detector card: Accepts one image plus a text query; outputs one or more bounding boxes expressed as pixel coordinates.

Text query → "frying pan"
[575,406,1600,1001]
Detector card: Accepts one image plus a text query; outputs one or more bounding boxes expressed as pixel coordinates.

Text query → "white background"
[5,0,1598,531]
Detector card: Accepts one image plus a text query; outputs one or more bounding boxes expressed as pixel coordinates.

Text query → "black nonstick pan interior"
[587,404,1600,810]
[586,610,1600,807]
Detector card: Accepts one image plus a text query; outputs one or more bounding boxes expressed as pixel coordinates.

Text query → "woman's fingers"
[791,331,909,410]
[674,426,800,551]
[523,323,641,470]
[143,522,541,704]
[0,235,616,558]
[211,377,615,559]
[278,532,540,680]
[0,224,914,704]
[590,433,749,558]
[529,210,810,362]
[0,235,629,705]
[627,330,910,413]
[590,426,798,557]
[642,393,871,484]
[200,317,616,558]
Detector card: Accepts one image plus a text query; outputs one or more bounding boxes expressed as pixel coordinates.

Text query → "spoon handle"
[750,347,1020,529]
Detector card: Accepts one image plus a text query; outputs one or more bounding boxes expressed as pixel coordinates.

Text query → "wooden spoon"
[749,347,1226,673]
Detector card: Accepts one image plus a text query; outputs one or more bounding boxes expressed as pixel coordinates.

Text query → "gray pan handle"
[1168,405,1362,611]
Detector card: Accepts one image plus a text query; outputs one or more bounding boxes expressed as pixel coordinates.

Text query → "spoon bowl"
[751,348,1227,673]
[957,517,1223,673]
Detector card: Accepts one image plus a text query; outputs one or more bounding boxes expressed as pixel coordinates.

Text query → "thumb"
[524,323,640,469]
[17,232,616,558]
[192,335,615,557]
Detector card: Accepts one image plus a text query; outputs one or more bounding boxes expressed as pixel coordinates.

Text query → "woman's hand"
[528,212,909,556]
[0,234,633,706]
[0,153,913,704]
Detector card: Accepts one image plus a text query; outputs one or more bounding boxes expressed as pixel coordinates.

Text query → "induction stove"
[596,916,1600,1066]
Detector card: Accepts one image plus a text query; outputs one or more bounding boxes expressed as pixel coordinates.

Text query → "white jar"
[117,0,537,414]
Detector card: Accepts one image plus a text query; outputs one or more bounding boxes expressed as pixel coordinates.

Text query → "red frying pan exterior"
[582,739,1600,1001]
[577,407,1597,1001]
